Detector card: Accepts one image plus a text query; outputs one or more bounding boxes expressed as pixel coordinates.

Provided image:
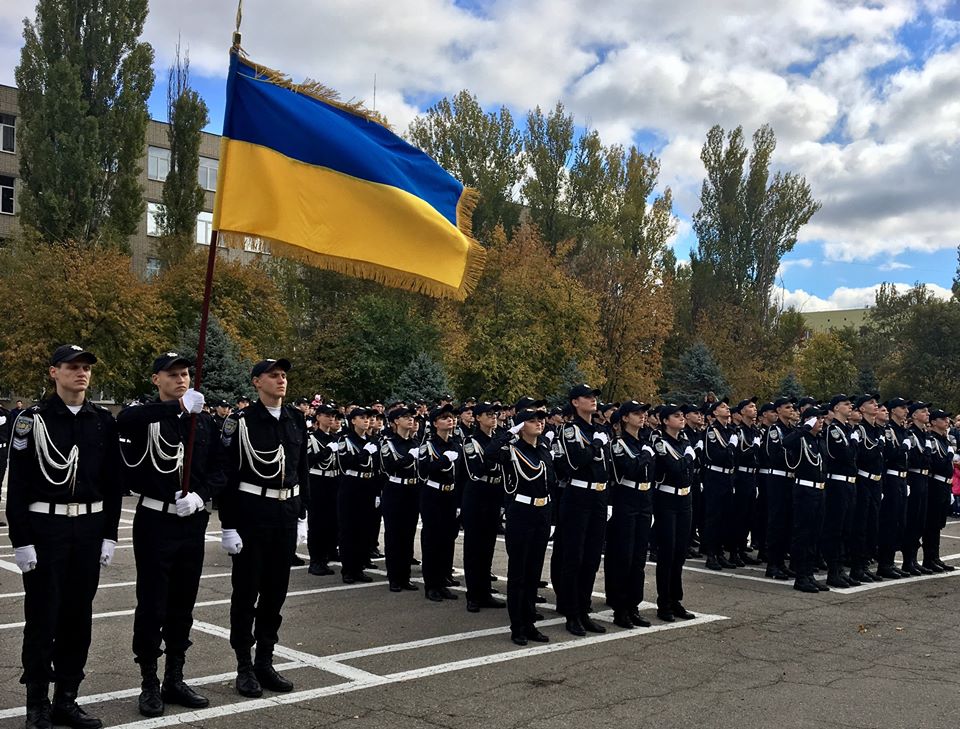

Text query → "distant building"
[801,308,869,334]
[0,83,264,277]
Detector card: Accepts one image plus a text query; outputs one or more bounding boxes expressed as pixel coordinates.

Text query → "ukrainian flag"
[213,51,484,299]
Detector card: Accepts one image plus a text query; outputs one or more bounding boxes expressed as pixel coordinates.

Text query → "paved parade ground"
[1,498,958,729]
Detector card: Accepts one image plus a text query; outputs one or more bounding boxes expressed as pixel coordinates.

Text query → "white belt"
[768,469,794,478]
[657,485,691,496]
[343,469,375,479]
[28,501,104,517]
[309,468,338,477]
[514,494,550,506]
[239,482,300,500]
[758,468,771,475]
[707,465,732,474]
[856,469,882,481]
[885,469,907,478]
[828,474,857,484]
[388,475,418,485]
[569,479,607,491]
[618,479,651,491]
[931,473,951,484]
[138,496,177,514]
[737,466,757,474]
[426,480,455,492]
[796,479,825,490]
[907,468,929,476]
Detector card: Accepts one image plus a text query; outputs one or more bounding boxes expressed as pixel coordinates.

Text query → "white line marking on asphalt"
[0,558,22,573]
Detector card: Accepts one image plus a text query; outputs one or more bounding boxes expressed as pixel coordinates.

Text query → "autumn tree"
[794,331,857,401]
[15,0,154,246]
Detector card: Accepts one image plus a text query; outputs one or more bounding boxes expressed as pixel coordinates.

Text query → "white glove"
[753,436,761,447]
[545,431,555,443]
[410,444,424,457]
[443,450,459,462]
[100,539,117,567]
[927,439,935,450]
[181,388,205,414]
[729,434,739,447]
[593,432,609,446]
[175,490,205,517]
[327,442,342,453]
[509,422,524,435]
[804,417,817,429]
[221,528,243,555]
[363,442,378,454]
[607,505,613,521]
[375,496,381,508]
[903,439,912,451]
[851,431,861,442]
[15,545,37,573]
[296,518,308,545]
[684,446,696,460]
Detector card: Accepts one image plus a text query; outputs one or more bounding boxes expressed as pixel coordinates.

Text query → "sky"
[1,0,958,312]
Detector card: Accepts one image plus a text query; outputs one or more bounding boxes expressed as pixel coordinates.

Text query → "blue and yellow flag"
[213,51,484,299]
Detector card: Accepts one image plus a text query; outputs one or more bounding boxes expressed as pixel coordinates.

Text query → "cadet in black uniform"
[486,408,555,645]
[764,397,798,580]
[701,399,737,570]
[379,406,421,591]
[117,353,225,717]
[336,407,379,583]
[306,404,340,576]
[821,394,860,588]
[753,402,778,561]
[605,401,655,629]
[849,394,885,583]
[420,404,462,601]
[219,358,309,698]
[730,399,762,566]
[788,406,829,593]
[7,345,122,729]
[903,402,932,575]
[877,398,912,578]
[461,401,508,612]
[651,404,697,622]
[923,408,956,572]
[554,384,610,637]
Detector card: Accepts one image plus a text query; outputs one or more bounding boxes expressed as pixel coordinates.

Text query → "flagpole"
[181,228,220,496]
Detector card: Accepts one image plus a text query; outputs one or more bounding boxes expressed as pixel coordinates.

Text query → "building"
[800,308,870,334]
[0,83,263,276]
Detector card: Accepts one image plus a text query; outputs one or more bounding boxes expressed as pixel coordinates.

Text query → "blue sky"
[4,0,959,310]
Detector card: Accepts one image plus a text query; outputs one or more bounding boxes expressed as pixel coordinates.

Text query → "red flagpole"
[181,228,219,496]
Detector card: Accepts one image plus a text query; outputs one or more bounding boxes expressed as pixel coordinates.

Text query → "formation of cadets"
[3,345,959,729]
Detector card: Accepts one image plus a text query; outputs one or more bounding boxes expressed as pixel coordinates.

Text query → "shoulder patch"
[612,441,624,455]
[831,429,843,440]
[563,425,577,441]
[380,442,391,457]
[707,430,716,441]
[222,418,238,437]
[769,428,780,441]
[14,415,33,437]
[464,440,476,455]
[655,440,667,455]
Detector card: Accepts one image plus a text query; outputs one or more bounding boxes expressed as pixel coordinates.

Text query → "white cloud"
[777,281,953,311]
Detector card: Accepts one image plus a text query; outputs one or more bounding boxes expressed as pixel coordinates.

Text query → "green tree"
[406,90,524,243]
[178,316,251,403]
[15,0,154,246]
[856,365,879,394]
[953,245,960,299]
[778,371,805,399]
[390,353,453,405]
[156,41,208,264]
[662,342,730,404]
[521,102,574,252]
[795,331,857,401]
[549,359,589,407]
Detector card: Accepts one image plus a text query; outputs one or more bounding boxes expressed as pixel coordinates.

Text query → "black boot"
[235,651,262,698]
[25,682,51,729]
[50,684,102,729]
[254,646,294,692]
[137,662,164,718]
[161,654,209,709]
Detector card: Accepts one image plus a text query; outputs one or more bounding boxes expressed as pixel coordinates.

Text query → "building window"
[244,236,270,255]
[0,175,14,215]
[147,146,170,181]
[195,211,213,244]
[198,156,218,191]
[145,257,162,279]
[0,114,14,154]
[146,202,163,236]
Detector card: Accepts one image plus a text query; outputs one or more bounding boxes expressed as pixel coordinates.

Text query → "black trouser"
[878,475,908,567]
[338,477,373,575]
[766,474,793,567]
[701,471,732,556]
[132,507,209,663]
[791,483,824,578]
[652,490,692,610]
[505,500,550,632]
[461,480,502,602]
[308,475,338,565]
[420,483,458,590]
[369,478,383,554]
[20,511,105,685]
[753,474,769,551]
[381,482,419,585]
[229,522,296,653]
[728,471,756,553]
[850,476,881,569]
[902,474,929,563]
[922,480,950,564]
[553,484,607,618]
[690,476,703,546]
[820,479,855,568]
[604,485,652,611]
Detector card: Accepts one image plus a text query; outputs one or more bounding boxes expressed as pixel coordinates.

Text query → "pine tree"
[390,353,453,405]
[178,317,251,404]
[550,359,588,406]
[662,341,730,403]
[778,371,805,399]
[856,366,878,395]
[15,0,154,245]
